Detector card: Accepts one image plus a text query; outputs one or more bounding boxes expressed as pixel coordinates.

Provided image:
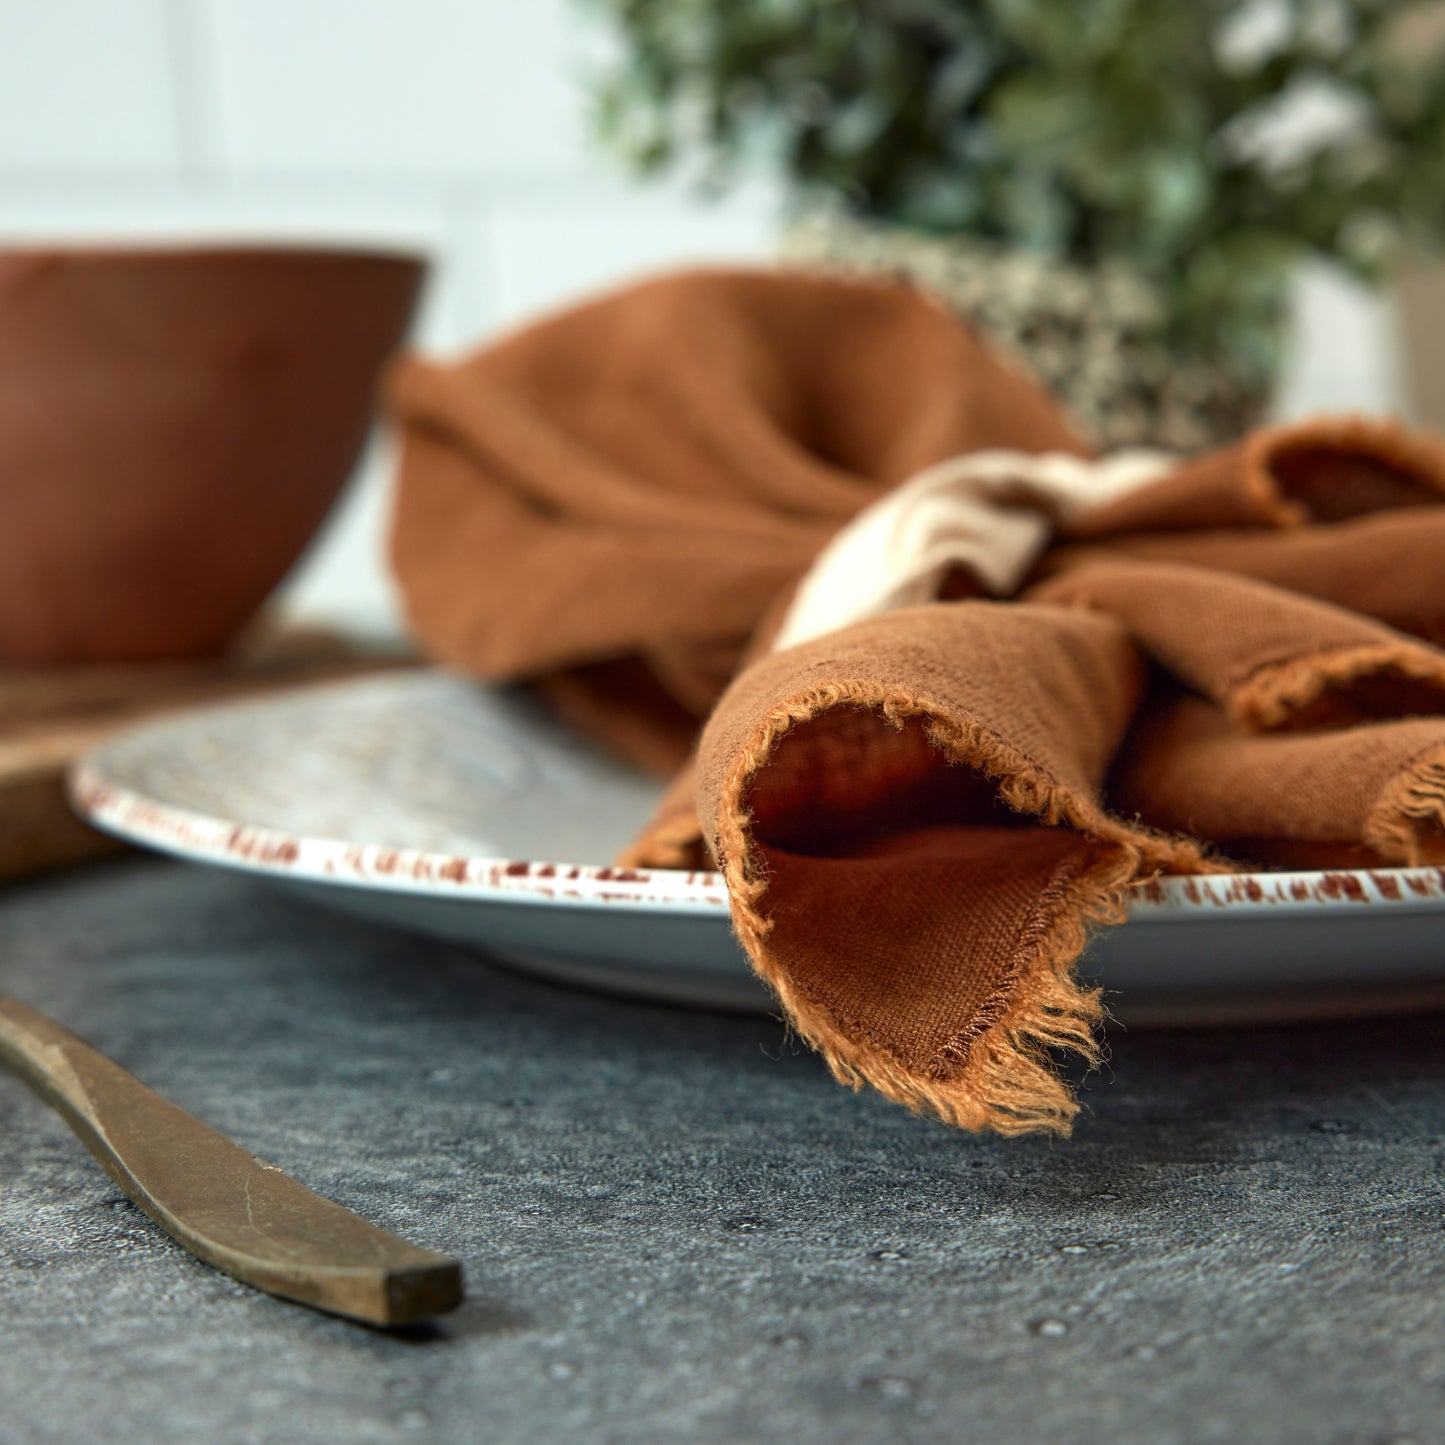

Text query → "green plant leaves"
[582,0,1445,369]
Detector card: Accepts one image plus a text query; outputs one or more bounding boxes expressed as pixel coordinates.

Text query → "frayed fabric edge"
[707,679,1205,1137]
[1365,743,1445,865]
[1246,414,1445,524]
[1232,642,1445,731]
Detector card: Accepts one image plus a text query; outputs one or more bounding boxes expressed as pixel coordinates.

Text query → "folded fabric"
[388,269,1445,1137]
[390,270,1084,775]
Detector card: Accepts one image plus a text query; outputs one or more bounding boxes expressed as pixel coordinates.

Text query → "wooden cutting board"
[0,622,414,883]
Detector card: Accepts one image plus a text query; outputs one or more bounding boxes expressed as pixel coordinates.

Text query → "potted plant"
[585,0,1445,450]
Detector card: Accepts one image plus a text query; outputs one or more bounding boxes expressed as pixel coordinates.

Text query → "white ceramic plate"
[70,671,1445,1025]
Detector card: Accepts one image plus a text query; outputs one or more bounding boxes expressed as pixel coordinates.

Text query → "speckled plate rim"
[68,749,1445,925]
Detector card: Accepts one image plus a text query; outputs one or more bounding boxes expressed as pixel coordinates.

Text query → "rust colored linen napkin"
[388,269,1445,1136]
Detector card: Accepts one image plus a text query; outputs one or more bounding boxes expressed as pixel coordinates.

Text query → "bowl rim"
[0,241,430,269]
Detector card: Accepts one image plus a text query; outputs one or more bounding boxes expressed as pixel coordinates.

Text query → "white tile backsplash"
[486,184,778,328]
[0,0,181,170]
[204,0,588,177]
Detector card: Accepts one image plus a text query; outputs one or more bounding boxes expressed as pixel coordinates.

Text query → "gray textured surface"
[1,860,1442,1445]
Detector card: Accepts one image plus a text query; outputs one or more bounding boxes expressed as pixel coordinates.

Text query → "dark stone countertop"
[1,860,1442,1444]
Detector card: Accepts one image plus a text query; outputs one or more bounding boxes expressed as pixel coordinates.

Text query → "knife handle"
[0,995,463,1326]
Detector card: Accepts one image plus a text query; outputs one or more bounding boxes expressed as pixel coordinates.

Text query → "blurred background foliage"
[586,0,1445,377]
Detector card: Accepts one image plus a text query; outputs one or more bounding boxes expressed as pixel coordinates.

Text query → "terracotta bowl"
[0,246,425,663]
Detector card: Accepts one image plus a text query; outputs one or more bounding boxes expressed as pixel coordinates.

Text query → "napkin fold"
[388,269,1445,1136]
[390,270,1084,776]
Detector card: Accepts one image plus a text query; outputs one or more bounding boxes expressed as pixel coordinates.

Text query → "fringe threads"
[1366,745,1445,865]
[709,680,1213,1137]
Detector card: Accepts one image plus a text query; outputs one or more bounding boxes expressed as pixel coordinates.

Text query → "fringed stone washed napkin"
[388,270,1445,1137]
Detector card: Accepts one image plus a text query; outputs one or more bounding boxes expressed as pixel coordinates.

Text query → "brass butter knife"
[0,996,463,1326]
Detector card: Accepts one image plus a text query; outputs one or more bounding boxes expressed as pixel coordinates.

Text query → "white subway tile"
[485,184,779,330]
[0,0,181,170]
[204,0,589,176]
